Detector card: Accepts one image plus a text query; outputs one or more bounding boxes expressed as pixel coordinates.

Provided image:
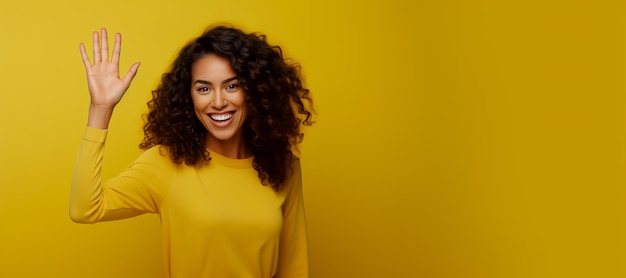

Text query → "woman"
[70,25,313,278]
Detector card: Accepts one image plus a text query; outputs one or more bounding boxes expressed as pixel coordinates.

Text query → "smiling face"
[191,54,248,156]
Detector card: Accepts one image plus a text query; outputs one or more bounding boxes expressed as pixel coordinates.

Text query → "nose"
[212,91,228,110]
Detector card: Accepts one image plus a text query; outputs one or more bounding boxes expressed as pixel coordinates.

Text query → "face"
[191,54,247,147]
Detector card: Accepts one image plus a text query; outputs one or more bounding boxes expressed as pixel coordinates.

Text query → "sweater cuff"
[83,127,108,143]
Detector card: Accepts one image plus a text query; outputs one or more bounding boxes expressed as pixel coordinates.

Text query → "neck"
[206,134,252,159]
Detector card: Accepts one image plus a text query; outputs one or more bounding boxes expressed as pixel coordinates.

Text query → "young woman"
[70,25,313,278]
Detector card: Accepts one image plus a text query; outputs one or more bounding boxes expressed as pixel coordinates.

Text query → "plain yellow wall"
[1,0,625,277]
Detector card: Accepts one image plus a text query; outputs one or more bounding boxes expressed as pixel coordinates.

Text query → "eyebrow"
[192,76,238,86]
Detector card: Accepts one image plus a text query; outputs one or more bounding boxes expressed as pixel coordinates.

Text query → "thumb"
[122,62,141,85]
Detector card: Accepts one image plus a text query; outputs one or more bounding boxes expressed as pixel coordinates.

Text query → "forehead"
[191,54,236,80]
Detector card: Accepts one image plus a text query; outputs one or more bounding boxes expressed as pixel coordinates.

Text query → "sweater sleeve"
[275,159,310,278]
[69,127,164,224]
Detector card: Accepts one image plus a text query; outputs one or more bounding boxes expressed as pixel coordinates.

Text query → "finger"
[122,62,141,85]
[92,31,101,63]
[111,32,121,65]
[79,43,92,69]
[101,28,109,62]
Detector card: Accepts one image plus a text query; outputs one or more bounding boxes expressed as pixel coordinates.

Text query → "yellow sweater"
[70,127,309,278]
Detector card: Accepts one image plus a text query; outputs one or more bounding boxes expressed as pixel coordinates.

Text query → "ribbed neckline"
[209,151,254,169]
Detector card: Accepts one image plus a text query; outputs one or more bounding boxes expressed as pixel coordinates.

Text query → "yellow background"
[1,0,625,277]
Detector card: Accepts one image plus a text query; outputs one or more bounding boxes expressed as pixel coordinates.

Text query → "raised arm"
[70,29,156,224]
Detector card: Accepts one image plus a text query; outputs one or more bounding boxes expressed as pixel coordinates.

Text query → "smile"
[209,113,234,122]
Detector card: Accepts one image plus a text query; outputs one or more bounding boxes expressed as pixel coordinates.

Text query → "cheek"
[232,92,247,107]
[236,94,248,119]
[191,94,206,110]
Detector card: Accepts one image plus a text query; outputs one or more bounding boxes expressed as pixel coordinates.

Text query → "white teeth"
[209,113,233,121]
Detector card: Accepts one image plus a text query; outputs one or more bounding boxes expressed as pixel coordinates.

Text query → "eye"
[197,87,210,94]
[225,83,240,92]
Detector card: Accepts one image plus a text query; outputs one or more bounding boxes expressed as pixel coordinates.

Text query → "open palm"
[79,29,140,108]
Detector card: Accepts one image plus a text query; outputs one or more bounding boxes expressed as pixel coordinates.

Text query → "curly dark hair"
[139,25,313,191]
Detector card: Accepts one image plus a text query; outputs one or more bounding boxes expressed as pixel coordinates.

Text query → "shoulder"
[282,156,302,193]
[140,145,170,160]
[290,154,301,172]
[133,145,176,169]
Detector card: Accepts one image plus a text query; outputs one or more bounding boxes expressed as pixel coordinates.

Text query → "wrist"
[87,104,114,129]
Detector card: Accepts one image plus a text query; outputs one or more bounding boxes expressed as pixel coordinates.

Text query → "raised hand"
[79,28,140,128]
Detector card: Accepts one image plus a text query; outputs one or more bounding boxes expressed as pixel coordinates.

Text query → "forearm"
[69,127,161,223]
[69,127,108,223]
